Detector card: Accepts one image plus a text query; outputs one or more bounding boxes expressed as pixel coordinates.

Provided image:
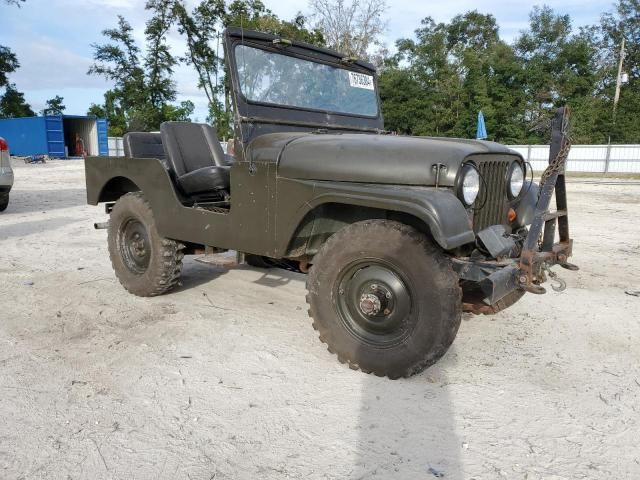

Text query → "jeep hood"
[250,133,519,186]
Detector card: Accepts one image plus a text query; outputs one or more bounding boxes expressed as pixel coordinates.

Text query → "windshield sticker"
[348,72,375,90]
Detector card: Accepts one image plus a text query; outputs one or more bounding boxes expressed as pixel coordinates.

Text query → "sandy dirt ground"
[0,159,639,480]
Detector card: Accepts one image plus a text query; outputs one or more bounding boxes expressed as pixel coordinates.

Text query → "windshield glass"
[235,44,379,117]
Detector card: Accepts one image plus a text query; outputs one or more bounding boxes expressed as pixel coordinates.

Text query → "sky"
[0,0,614,121]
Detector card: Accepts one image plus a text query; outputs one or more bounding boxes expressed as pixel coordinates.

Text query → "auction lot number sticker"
[349,72,375,90]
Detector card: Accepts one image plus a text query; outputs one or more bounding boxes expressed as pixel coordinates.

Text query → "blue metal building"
[0,115,109,158]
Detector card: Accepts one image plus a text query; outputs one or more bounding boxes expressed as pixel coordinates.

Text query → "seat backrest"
[160,122,228,176]
[123,132,166,161]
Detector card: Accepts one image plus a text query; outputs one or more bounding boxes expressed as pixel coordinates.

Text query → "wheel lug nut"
[385,292,391,299]
[370,284,378,290]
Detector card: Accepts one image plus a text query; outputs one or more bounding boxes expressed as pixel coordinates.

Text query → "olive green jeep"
[85,28,577,378]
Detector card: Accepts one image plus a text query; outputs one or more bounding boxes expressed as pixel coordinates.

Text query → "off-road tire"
[108,192,184,297]
[306,220,462,379]
[0,194,8,212]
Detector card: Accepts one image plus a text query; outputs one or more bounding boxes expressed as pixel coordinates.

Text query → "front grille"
[473,160,510,232]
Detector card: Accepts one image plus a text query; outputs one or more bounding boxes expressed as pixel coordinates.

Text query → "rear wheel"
[0,193,9,212]
[108,192,184,297]
[306,220,462,379]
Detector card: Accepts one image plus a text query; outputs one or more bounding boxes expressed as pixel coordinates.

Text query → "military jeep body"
[85,28,576,378]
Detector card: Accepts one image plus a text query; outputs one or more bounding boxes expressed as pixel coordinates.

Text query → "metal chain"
[540,113,572,189]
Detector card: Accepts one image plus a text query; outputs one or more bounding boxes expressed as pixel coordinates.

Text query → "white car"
[0,137,13,211]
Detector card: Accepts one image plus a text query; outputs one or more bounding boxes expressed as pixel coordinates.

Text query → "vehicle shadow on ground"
[354,356,462,479]
[175,258,304,294]
[248,266,304,288]
[5,188,87,214]
[0,216,82,240]
[175,257,232,291]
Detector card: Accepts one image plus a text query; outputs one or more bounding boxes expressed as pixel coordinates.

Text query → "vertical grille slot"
[473,160,510,232]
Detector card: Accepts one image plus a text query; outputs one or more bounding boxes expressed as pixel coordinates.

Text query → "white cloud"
[9,38,109,90]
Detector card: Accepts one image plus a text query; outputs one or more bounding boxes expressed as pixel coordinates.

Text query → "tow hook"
[546,267,567,292]
[518,264,567,294]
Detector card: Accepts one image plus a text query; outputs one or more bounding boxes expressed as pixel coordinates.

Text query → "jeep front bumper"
[454,106,578,313]
[453,237,574,312]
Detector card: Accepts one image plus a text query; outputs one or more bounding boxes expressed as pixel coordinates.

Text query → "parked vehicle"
[0,137,14,212]
[85,28,577,378]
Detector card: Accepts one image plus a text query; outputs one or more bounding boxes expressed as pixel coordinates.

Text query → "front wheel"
[306,220,462,379]
[108,192,184,297]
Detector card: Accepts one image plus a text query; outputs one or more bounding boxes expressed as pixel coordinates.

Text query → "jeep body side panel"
[85,156,276,254]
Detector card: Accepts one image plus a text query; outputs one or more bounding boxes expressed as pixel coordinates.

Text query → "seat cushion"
[177,166,230,195]
[123,132,167,162]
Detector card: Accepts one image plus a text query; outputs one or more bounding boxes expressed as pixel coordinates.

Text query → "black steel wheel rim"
[334,259,415,347]
[118,217,151,274]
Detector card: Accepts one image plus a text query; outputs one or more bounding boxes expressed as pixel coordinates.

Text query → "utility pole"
[613,39,626,123]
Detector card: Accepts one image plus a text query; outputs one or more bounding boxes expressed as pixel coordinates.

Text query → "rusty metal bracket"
[518,106,578,290]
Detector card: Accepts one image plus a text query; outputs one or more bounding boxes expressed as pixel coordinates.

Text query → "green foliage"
[167,0,324,138]
[0,83,34,118]
[88,13,190,135]
[41,95,66,116]
[379,2,640,144]
[0,46,19,88]
[1,0,31,118]
[380,12,529,142]
[224,1,324,45]
[598,0,640,143]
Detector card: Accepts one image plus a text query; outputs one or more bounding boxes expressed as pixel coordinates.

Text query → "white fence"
[509,144,640,173]
[108,136,640,174]
[108,137,124,157]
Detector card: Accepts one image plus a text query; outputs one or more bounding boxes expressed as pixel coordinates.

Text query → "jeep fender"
[281,181,475,255]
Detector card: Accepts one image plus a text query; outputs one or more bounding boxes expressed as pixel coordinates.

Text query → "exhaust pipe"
[94,222,109,230]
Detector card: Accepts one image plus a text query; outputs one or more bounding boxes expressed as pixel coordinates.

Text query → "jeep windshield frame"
[224,28,385,144]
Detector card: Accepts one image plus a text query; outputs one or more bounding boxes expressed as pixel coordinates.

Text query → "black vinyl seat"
[160,122,232,197]
[122,132,167,163]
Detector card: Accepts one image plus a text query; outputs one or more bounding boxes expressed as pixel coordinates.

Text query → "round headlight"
[460,164,480,206]
[508,162,525,199]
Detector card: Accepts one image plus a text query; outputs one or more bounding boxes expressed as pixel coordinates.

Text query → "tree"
[88,12,191,134]
[1,1,30,118]
[0,46,19,88]
[598,0,640,143]
[0,83,34,118]
[379,12,528,142]
[171,0,228,135]
[144,0,178,110]
[1,0,21,88]
[41,95,66,116]
[308,0,386,59]
[167,0,324,138]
